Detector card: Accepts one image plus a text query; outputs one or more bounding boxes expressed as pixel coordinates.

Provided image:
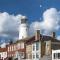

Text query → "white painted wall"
[0,52,7,60]
[52,50,60,60]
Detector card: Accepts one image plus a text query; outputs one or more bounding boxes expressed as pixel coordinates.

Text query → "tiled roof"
[0,48,7,52]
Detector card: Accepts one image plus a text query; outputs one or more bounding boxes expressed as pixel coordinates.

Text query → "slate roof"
[25,34,60,44]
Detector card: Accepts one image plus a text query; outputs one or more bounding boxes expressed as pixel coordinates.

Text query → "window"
[36,42,39,50]
[12,54,13,56]
[33,54,35,59]
[54,53,58,59]
[54,53,60,59]
[58,53,60,59]
[33,44,35,51]
[12,46,13,51]
[20,52,24,58]
[32,42,40,59]
[8,47,9,52]
[20,43,24,49]
[36,53,39,58]
[21,19,27,24]
[14,45,16,51]
[17,43,20,49]
[10,46,11,51]
[54,53,55,59]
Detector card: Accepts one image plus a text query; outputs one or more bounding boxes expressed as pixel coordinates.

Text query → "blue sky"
[0,0,41,22]
[0,0,60,41]
[0,0,60,21]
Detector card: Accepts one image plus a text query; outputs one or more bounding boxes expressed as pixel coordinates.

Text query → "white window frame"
[32,42,40,60]
[52,50,60,60]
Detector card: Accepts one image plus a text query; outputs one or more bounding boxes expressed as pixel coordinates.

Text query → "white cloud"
[57,36,60,40]
[0,12,24,39]
[30,8,60,36]
[1,42,7,48]
[0,8,60,41]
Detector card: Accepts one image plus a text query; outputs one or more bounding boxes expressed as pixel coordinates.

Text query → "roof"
[25,34,60,44]
[0,48,7,52]
[7,34,60,46]
[42,35,52,41]
[7,36,34,46]
[16,36,34,43]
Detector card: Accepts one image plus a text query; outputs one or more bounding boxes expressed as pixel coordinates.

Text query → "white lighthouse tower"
[19,16,28,40]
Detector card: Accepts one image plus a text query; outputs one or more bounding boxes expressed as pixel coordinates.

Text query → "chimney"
[52,32,56,38]
[35,30,40,41]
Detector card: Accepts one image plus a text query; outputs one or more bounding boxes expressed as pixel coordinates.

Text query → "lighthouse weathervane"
[19,16,28,40]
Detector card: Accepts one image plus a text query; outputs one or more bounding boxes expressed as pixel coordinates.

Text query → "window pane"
[54,53,55,59]
[58,53,60,59]
[33,44,35,51]
[54,53,58,59]
[21,19,27,23]
[33,54,35,59]
[8,47,9,52]
[36,42,39,50]
[36,53,39,58]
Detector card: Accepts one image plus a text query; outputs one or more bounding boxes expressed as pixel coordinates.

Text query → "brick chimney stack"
[35,30,40,41]
[52,32,56,38]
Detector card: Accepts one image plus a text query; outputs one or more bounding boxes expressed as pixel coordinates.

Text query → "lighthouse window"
[21,19,27,23]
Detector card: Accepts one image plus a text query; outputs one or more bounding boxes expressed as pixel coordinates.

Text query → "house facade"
[52,50,60,60]
[0,30,60,60]
[0,48,7,60]
[25,30,60,60]
[7,39,26,59]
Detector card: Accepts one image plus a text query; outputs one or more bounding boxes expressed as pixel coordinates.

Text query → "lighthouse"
[19,16,28,40]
